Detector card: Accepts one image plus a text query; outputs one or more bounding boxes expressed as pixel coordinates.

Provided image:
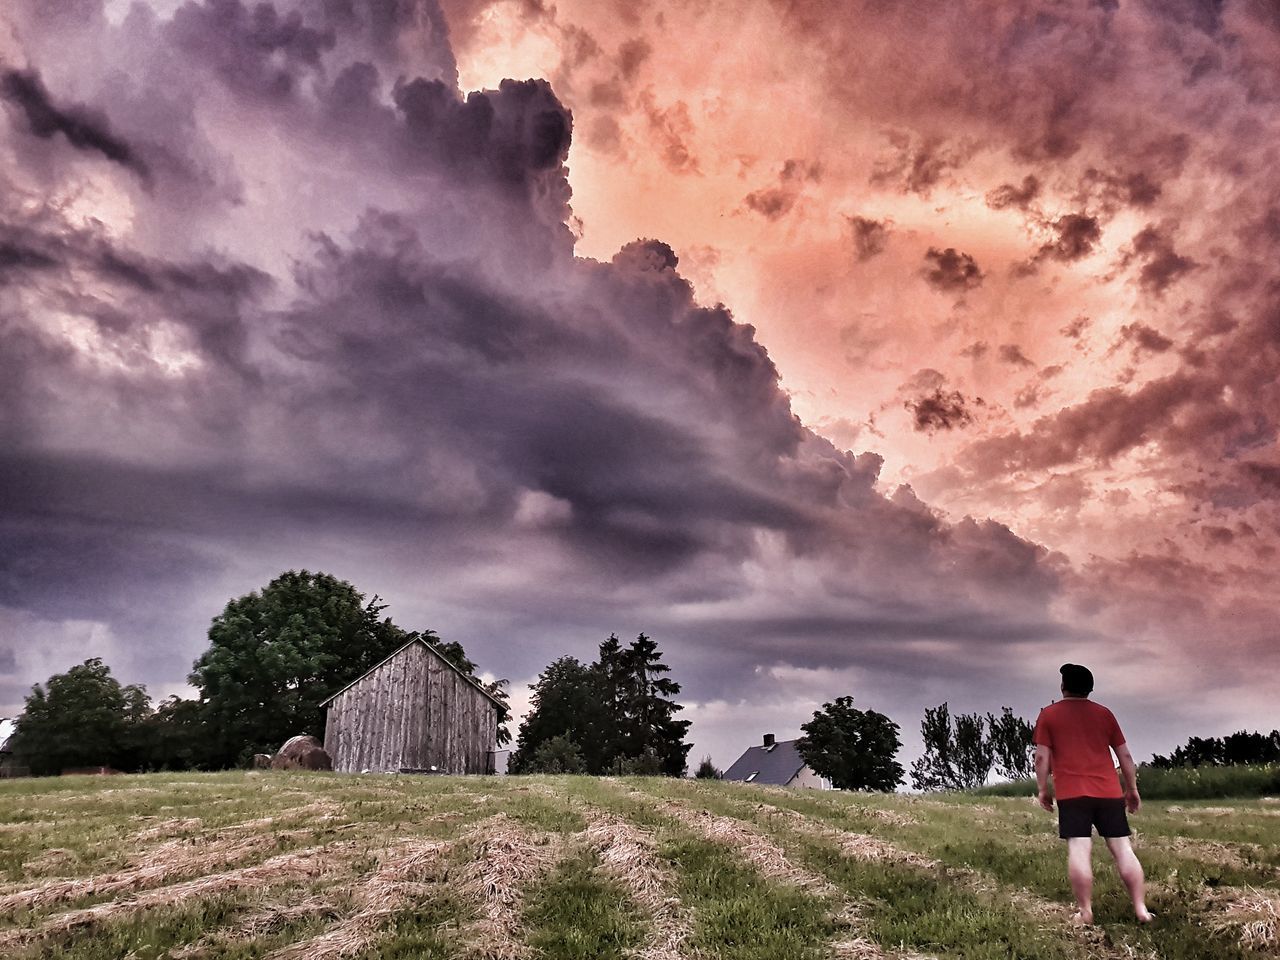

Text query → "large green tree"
[508,657,603,773]
[190,570,412,767]
[11,659,131,775]
[511,633,691,776]
[796,696,904,791]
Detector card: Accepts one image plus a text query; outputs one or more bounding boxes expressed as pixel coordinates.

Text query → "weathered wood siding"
[324,642,498,774]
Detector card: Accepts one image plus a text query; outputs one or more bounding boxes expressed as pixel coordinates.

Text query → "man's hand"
[1125,788,1141,814]
[1037,788,1054,812]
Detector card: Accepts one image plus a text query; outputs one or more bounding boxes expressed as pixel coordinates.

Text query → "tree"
[912,703,1027,791]
[910,702,958,791]
[987,707,1035,780]
[11,659,130,776]
[511,633,691,776]
[796,696,904,792]
[190,570,412,767]
[694,756,721,779]
[614,634,692,777]
[143,697,216,771]
[509,657,603,774]
[1151,729,1280,768]
[953,712,995,789]
[115,683,155,773]
[523,734,587,774]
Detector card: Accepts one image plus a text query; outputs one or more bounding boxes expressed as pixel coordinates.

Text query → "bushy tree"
[912,703,1031,790]
[523,734,587,774]
[987,707,1035,780]
[796,696,904,792]
[143,696,216,771]
[953,712,995,789]
[11,659,130,775]
[509,657,602,773]
[511,634,691,776]
[911,702,959,791]
[1151,730,1280,768]
[190,570,413,767]
[609,634,691,776]
[695,756,722,779]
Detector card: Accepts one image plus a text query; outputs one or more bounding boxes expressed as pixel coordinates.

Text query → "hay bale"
[252,754,272,769]
[270,735,332,771]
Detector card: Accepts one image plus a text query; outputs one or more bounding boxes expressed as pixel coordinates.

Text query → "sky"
[2,0,1278,772]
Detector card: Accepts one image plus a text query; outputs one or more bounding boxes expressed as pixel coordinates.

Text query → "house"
[321,637,503,775]
[0,717,28,778]
[721,733,833,789]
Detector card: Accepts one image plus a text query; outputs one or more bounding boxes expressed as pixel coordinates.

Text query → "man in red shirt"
[1034,663,1154,925]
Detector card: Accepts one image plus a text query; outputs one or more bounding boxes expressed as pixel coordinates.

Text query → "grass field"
[1,773,1278,959]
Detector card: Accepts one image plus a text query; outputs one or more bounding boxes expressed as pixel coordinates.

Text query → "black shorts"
[1057,797,1130,839]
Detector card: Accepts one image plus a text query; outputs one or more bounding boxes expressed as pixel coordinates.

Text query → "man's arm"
[1115,743,1141,813]
[1035,744,1053,811]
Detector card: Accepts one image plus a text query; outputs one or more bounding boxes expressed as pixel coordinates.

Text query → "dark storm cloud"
[847,215,889,261]
[906,388,977,433]
[872,131,968,196]
[0,69,150,180]
[1128,225,1197,295]
[998,344,1035,368]
[985,175,1041,211]
[0,0,1080,752]
[743,159,820,221]
[922,246,983,292]
[1039,213,1101,262]
[1115,322,1174,357]
[165,0,336,100]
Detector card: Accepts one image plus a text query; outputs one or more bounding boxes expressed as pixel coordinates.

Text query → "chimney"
[762,733,775,748]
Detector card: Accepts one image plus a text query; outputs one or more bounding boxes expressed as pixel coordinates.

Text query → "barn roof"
[319,638,505,710]
[722,738,808,786]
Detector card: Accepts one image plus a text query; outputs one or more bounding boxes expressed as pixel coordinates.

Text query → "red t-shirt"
[1032,699,1126,800]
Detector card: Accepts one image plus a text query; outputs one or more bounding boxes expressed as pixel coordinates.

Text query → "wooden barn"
[321,638,502,775]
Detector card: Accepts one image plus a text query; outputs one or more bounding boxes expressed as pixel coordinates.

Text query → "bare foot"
[1136,908,1155,924]
[1072,909,1094,926]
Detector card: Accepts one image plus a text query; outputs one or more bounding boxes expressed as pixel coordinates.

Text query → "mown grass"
[1,771,1277,959]
[522,849,644,960]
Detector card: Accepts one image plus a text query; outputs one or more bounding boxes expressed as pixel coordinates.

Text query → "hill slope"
[0,772,1277,959]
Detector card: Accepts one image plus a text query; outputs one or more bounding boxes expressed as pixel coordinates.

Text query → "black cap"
[1060,663,1094,696]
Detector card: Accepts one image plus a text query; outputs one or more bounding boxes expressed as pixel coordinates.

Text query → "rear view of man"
[1034,663,1154,925]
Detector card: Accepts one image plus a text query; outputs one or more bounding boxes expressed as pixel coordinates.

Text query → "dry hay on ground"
[172,895,346,959]
[0,842,357,950]
[1209,887,1280,951]
[656,800,837,894]
[133,817,204,841]
[0,832,270,914]
[1153,836,1264,872]
[582,812,690,960]
[265,838,451,960]
[20,848,80,876]
[456,814,560,960]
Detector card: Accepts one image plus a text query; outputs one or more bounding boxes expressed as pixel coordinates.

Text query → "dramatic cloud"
[6,0,1280,768]
[923,246,983,292]
[847,215,889,261]
[1,69,150,180]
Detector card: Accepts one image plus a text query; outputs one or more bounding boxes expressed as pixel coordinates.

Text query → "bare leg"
[1066,837,1094,924]
[1106,836,1154,922]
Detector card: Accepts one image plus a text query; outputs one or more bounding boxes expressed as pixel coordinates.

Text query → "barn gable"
[321,639,500,775]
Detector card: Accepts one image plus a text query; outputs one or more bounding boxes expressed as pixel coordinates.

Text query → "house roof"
[0,717,15,752]
[722,738,807,786]
[319,637,505,710]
